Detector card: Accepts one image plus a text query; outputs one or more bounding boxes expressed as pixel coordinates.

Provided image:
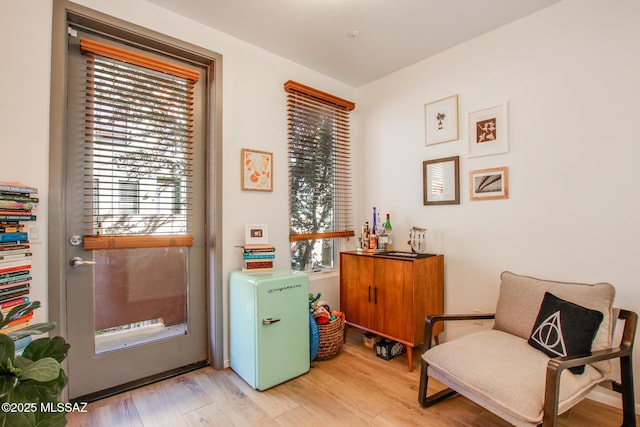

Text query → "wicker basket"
[314,318,344,361]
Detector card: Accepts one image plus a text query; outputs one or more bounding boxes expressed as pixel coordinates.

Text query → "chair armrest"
[542,308,638,426]
[423,313,495,350]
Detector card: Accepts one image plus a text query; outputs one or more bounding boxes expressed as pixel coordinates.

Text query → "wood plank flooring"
[67,328,636,426]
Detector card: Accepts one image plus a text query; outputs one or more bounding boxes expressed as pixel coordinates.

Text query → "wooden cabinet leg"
[407,346,413,372]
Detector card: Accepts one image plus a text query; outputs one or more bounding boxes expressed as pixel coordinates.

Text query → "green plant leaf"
[18,358,60,383]
[21,370,68,403]
[13,355,32,370]
[6,323,57,341]
[34,408,68,427]
[0,385,36,427]
[0,375,18,399]
[0,335,15,372]
[22,337,70,364]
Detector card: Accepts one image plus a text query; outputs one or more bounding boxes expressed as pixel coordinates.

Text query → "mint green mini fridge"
[229,270,310,390]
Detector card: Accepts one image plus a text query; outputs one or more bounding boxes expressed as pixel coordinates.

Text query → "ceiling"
[146,0,561,87]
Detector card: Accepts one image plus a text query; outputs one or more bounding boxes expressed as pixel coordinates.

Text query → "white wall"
[0,0,354,363]
[3,0,639,411]
[355,0,640,407]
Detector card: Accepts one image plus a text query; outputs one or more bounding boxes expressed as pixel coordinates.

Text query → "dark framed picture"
[423,156,460,205]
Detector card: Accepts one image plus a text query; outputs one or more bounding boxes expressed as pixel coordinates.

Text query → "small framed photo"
[425,95,459,146]
[245,224,268,245]
[468,103,508,157]
[423,156,460,205]
[241,148,273,191]
[469,167,509,201]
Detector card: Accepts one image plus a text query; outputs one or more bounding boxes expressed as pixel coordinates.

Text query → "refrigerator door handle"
[262,317,282,325]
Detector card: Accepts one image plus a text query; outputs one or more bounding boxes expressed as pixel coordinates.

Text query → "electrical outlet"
[473,309,484,326]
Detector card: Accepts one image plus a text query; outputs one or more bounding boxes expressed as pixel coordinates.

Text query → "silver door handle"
[70,257,97,268]
[262,317,281,325]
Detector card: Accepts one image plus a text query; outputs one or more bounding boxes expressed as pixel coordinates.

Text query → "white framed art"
[245,224,269,245]
[425,95,459,146]
[468,103,508,157]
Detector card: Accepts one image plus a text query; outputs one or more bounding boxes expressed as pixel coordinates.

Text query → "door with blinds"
[64,28,208,399]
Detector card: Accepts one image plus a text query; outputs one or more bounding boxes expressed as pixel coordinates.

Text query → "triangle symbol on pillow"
[531,311,567,357]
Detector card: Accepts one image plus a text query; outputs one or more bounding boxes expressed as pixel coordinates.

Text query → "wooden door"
[372,258,414,343]
[340,253,373,329]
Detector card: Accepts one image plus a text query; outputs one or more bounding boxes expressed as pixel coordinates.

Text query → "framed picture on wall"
[423,156,460,205]
[241,148,273,191]
[469,166,509,200]
[425,95,459,146]
[245,224,269,245]
[468,103,508,157]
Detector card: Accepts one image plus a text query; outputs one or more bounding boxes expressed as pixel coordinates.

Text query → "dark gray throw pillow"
[528,292,604,374]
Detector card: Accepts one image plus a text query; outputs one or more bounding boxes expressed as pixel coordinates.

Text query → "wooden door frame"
[48,0,224,400]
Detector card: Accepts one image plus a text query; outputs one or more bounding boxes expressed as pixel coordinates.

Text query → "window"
[80,37,198,247]
[118,180,140,214]
[285,81,355,271]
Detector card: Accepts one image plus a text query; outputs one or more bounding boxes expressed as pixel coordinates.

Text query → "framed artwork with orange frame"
[241,148,273,191]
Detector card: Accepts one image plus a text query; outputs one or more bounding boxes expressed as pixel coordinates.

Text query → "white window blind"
[80,38,199,250]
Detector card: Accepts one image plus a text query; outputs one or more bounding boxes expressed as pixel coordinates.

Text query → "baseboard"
[587,386,640,414]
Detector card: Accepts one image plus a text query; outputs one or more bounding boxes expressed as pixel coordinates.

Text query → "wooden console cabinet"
[340,251,444,371]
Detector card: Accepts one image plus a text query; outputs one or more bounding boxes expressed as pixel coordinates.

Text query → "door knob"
[69,257,97,268]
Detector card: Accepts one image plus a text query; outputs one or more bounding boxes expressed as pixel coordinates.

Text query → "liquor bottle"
[372,207,377,235]
[384,214,393,251]
[362,222,370,250]
[369,224,377,250]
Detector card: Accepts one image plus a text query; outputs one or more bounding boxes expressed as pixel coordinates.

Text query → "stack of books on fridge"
[0,182,37,336]
[242,244,275,272]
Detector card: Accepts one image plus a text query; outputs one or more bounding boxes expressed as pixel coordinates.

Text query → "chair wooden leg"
[418,359,457,407]
[620,355,636,427]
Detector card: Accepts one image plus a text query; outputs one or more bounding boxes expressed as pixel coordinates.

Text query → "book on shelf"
[0,200,36,211]
[5,313,33,328]
[243,252,276,260]
[14,335,32,356]
[0,244,30,253]
[243,260,274,270]
[0,182,38,195]
[0,214,36,222]
[0,232,28,243]
[0,277,32,289]
[0,289,30,303]
[0,223,26,233]
[0,193,38,203]
[0,282,31,296]
[0,259,31,272]
[0,296,29,310]
[0,321,32,335]
[0,269,30,280]
[0,252,32,262]
[243,244,275,252]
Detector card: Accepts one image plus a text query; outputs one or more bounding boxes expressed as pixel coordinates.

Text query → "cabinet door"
[340,254,374,329]
[372,258,414,342]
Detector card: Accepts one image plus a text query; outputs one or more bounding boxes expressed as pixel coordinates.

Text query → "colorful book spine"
[0,232,28,243]
[0,215,36,221]
[0,200,36,211]
[243,253,276,259]
[0,297,29,310]
[0,182,38,194]
[0,194,39,203]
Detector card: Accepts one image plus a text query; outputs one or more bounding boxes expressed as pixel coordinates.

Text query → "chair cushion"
[424,329,605,426]
[528,292,603,374]
[494,271,615,372]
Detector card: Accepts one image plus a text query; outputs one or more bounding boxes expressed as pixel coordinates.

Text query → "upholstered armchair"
[419,271,637,427]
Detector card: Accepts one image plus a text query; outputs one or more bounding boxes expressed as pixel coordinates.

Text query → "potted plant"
[0,301,70,427]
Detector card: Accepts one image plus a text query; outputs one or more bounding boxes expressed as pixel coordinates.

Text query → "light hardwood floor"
[67,328,636,426]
